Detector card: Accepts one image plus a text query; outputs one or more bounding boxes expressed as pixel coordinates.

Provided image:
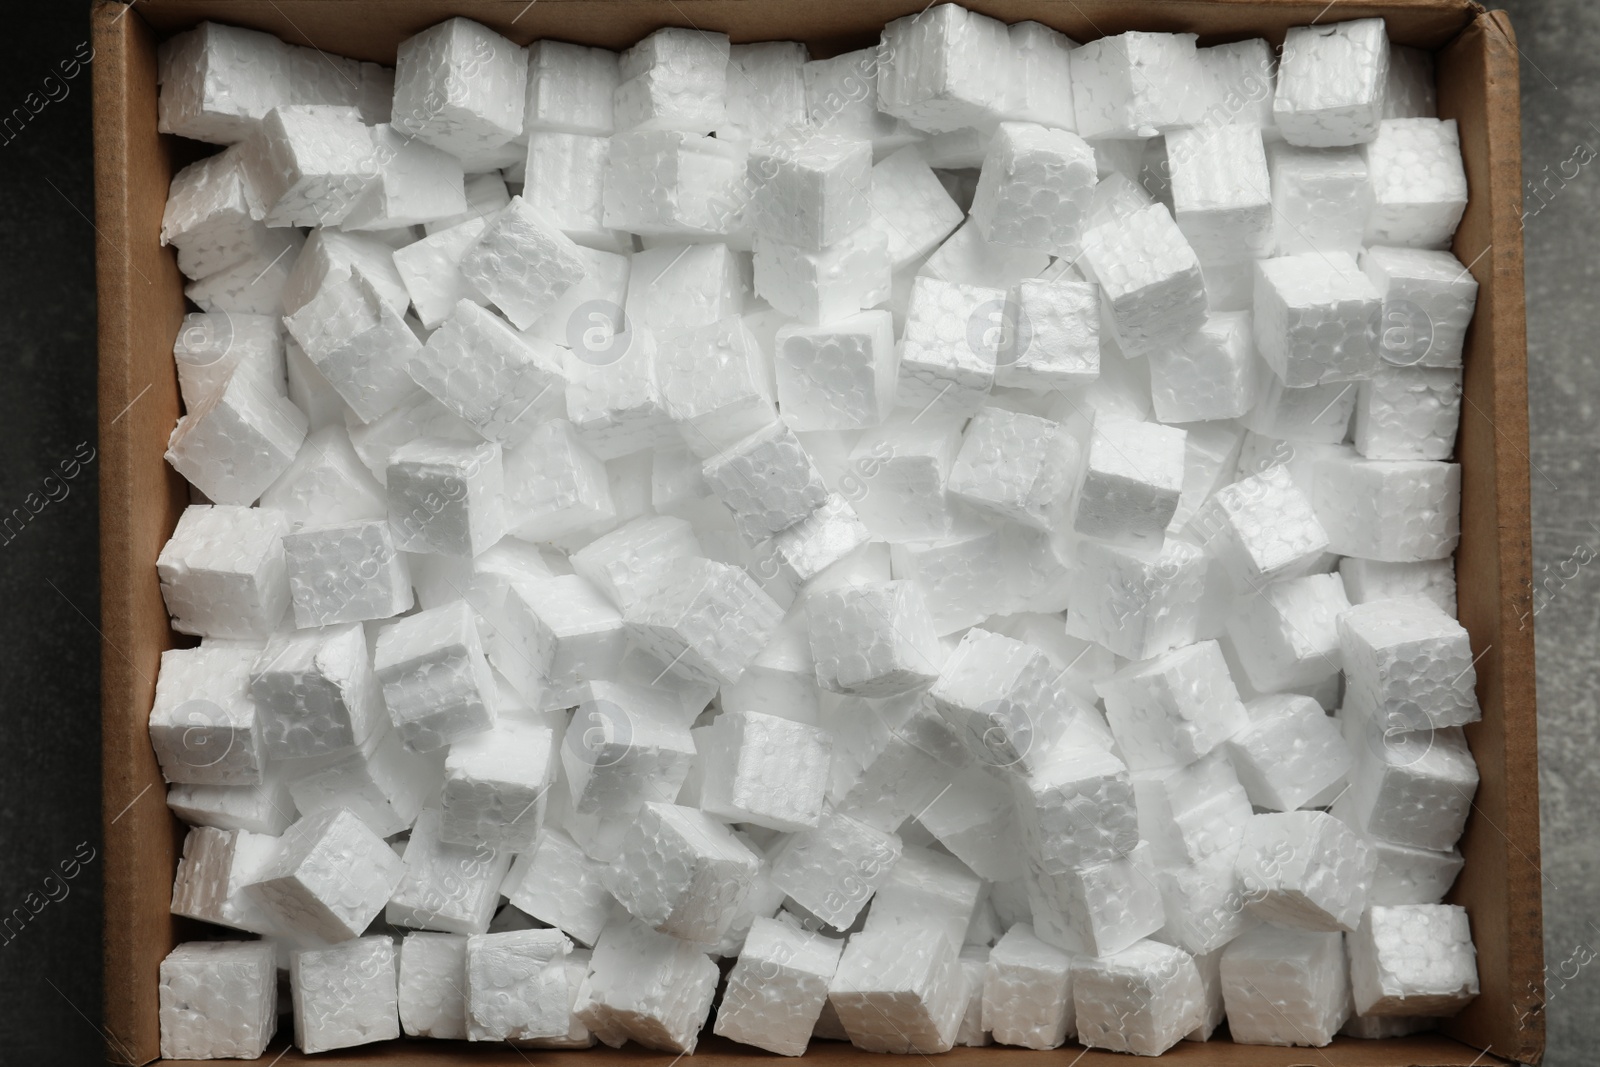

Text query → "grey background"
[0,2,1590,1063]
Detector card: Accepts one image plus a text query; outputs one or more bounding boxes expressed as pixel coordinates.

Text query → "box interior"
[90,1,1540,1064]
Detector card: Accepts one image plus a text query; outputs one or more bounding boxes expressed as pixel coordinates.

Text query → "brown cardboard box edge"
[90,1,1541,1064]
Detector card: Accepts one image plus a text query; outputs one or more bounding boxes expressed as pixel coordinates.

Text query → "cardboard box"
[90,1,1541,1063]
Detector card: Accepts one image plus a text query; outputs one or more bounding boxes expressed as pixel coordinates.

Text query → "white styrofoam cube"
[290,936,401,1053]
[1002,21,1079,129]
[249,622,384,761]
[896,276,1008,418]
[1354,364,1462,461]
[1254,252,1383,387]
[746,130,873,252]
[1131,753,1253,868]
[1194,37,1277,133]
[614,28,730,134]
[877,4,1012,134]
[158,22,295,143]
[159,940,278,1060]
[998,276,1100,391]
[1312,453,1461,562]
[1339,595,1480,732]
[1227,571,1350,691]
[1267,142,1371,256]
[715,916,843,1056]
[701,420,829,538]
[626,241,747,333]
[393,217,491,329]
[1071,31,1204,139]
[969,122,1097,257]
[625,557,785,686]
[282,724,437,837]
[375,600,498,752]
[391,17,527,158]
[1338,714,1479,851]
[1073,413,1187,551]
[1369,838,1465,906]
[520,131,626,250]
[930,628,1088,776]
[826,691,963,837]
[860,845,983,953]
[804,47,920,155]
[165,369,308,506]
[656,317,776,455]
[501,579,630,706]
[463,928,573,1041]
[1067,538,1206,660]
[386,437,506,558]
[1154,849,1258,957]
[409,299,569,447]
[398,932,468,1039]
[756,229,892,327]
[1228,694,1353,811]
[982,923,1074,1049]
[808,580,944,697]
[1340,557,1457,616]
[460,196,590,330]
[698,710,833,831]
[1349,904,1479,1016]
[157,504,290,639]
[1079,203,1207,356]
[238,104,376,227]
[1361,244,1479,369]
[283,265,420,424]
[1273,18,1389,147]
[261,425,386,529]
[281,519,411,628]
[525,39,620,136]
[504,829,616,947]
[1148,309,1259,423]
[1220,925,1350,1046]
[560,684,691,819]
[1364,119,1469,248]
[342,123,468,231]
[717,40,808,147]
[170,826,281,935]
[603,130,748,239]
[603,801,761,942]
[1097,640,1250,770]
[769,806,902,928]
[1191,463,1330,585]
[830,925,967,1053]
[951,408,1078,530]
[1073,940,1205,1057]
[441,717,555,852]
[1167,124,1273,263]
[149,644,267,787]
[248,808,405,942]
[1236,810,1376,932]
[184,227,305,316]
[168,776,298,837]
[576,916,720,1053]
[1012,743,1137,874]
[170,310,286,413]
[867,146,966,271]
[162,147,268,281]
[387,808,511,935]
[1028,844,1166,957]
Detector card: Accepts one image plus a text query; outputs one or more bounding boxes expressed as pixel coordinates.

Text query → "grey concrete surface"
[0,3,1592,1064]
[1497,3,1600,1064]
